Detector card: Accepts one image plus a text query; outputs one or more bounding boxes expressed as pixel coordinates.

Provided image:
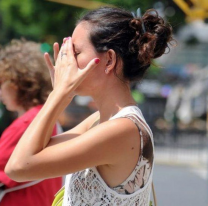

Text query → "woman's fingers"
[63,37,68,44]
[52,37,100,93]
[44,52,55,87]
[57,37,76,67]
[44,53,54,70]
[79,58,100,79]
[66,37,74,59]
[60,37,74,61]
[53,43,59,62]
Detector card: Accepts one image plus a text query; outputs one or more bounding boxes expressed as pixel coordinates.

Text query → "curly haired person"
[0,40,62,206]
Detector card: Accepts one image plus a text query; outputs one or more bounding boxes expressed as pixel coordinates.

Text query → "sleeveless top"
[63,106,154,206]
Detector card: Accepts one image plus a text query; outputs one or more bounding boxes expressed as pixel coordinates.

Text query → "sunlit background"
[0,0,208,205]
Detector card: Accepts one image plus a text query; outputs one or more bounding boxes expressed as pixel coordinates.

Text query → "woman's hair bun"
[79,7,174,82]
[129,9,173,69]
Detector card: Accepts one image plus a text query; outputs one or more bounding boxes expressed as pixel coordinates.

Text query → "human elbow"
[5,160,31,182]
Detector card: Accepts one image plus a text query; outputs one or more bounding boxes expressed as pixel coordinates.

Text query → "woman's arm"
[5,91,72,177]
[4,89,99,178]
[5,116,140,182]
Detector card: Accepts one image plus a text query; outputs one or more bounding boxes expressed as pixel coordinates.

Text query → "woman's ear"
[105,49,117,74]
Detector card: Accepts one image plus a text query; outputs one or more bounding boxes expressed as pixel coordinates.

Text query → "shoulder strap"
[152,182,157,206]
[123,115,144,155]
[130,113,153,139]
[121,112,154,151]
[0,180,43,202]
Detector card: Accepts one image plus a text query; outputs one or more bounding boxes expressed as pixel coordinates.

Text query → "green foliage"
[0,0,185,46]
[0,0,82,45]
[132,90,145,104]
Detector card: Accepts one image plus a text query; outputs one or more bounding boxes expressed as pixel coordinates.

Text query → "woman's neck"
[92,82,136,123]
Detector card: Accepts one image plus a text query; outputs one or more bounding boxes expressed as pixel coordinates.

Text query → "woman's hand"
[44,42,59,88]
[44,37,100,97]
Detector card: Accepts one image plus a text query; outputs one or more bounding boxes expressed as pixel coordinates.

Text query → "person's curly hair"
[0,39,52,110]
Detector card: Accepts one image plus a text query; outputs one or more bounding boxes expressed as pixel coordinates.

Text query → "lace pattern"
[63,106,154,206]
[64,168,152,206]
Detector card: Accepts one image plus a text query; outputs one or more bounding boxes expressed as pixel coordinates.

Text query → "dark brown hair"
[78,7,174,81]
[0,39,52,110]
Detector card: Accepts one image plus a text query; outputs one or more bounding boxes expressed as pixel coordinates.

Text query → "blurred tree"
[0,0,185,46]
[0,0,82,45]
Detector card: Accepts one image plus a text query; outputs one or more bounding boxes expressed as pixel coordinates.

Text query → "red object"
[0,105,62,206]
[95,58,100,64]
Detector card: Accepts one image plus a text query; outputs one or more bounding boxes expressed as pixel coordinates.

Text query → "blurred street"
[154,147,208,206]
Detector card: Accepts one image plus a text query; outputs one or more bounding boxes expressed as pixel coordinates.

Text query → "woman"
[0,40,62,206]
[5,7,173,205]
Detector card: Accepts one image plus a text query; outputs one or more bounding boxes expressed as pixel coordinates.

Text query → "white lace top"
[63,106,154,206]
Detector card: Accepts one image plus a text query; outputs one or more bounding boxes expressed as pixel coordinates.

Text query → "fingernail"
[66,37,71,40]
[95,58,100,64]
[62,43,64,46]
